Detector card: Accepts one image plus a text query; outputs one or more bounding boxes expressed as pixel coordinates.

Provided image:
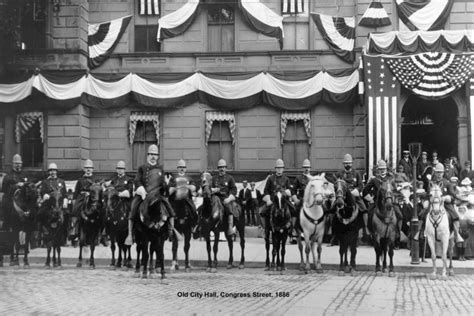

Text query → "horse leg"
[304,242,311,273]
[238,223,245,269]
[264,227,271,270]
[448,239,454,277]
[159,237,166,280]
[226,231,234,269]
[57,246,62,268]
[281,233,287,273]
[116,242,123,268]
[382,241,388,273]
[297,231,305,271]
[205,236,213,272]
[141,241,149,279]
[271,232,277,271]
[440,237,449,280]
[23,232,30,268]
[170,233,178,272]
[426,237,437,279]
[110,234,116,268]
[46,245,51,268]
[184,229,192,272]
[275,234,281,271]
[350,236,357,274]
[89,241,95,269]
[388,243,395,277]
[135,242,141,275]
[52,244,57,267]
[315,239,323,273]
[212,230,219,273]
[77,244,83,268]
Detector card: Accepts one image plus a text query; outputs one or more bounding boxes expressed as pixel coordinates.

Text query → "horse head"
[429,182,444,213]
[82,182,103,218]
[271,190,291,230]
[103,185,119,214]
[13,181,39,219]
[200,172,213,198]
[199,171,222,227]
[333,178,357,222]
[45,188,64,227]
[303,174,334,210]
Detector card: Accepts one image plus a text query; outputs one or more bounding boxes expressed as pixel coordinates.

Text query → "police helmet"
[12,154,22,164]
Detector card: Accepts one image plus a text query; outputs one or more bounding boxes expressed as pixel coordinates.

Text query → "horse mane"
[375,180,395,212]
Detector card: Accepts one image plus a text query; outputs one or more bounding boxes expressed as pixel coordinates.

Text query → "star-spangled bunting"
[385,53,473,98]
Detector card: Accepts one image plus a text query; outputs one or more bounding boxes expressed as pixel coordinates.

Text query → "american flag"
[385,53,473,98]
[363,55,400,174]
[139,0,160,16]
[282,0,305,15]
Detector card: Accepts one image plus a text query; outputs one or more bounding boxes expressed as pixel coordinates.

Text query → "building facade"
[0,0,473,181]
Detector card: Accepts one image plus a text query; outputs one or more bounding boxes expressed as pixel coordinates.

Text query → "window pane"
[20,119,43,168]
[283,142,296,169]
[207,4,234,52]
[283,119,309,169]
[132,121,158,169]
[207,25,221,52]
[221,24,234,52]
[135,25,160,52]
[209,121,232,141]
[207,119,234,169]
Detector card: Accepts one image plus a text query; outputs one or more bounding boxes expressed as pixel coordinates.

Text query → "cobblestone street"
[0,265,472,315]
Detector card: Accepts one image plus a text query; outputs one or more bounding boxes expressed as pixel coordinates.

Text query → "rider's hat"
[461,178,472,186]
[343,154,353,163]
[147,144,159,155]
[302,159,311,168]
[275,159,284,168]
[465,160,471,166]
[403,150,410,155]
[177,159,186,168]
[217,159,227,168]
[116,161,126,169]
[377,160,387,169]
[434,163,445,173]
[12,154,22,164]
[450,176,458,183]
[421,151,427,156]
[83,159,94,168]
[48,162,58,170]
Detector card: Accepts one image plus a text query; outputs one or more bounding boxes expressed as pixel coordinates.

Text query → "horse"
[331,178,362,276]
[76,182,104,269]
[169,177,196,273]
[135,187,170,279]
[103,185,132,270]
[198,172,245,273]
[38,187,64,268]
[424,183,455,280]
[371,180,398,277]
[269,190,292,273]
[9,181,38,267]
[299,174,334,274]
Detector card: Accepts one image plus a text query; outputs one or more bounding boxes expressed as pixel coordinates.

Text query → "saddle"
[139,189,169,231]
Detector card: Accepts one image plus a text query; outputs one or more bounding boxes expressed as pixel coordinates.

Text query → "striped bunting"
[88,16,132,69]
[139,0,160,16]
[157,0,200,42]
[395,0,454,31]
[311,13,355,63]
[281,0,305,15]
[363,55,399,174]
[385,53,473,98]
[358,1,391,27]
[470,77,474,165]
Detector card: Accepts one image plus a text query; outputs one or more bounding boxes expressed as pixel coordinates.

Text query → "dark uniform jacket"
[340,169,363,192]
[264,174,291,198]
[40,176,67,199]
[211,173,237,200]
[430,177,459,221]
[2,170,29,229]
[73,175,96,200]
[109,174,133,197]
[417,160,431,180]
[292,174,309,201]
[134,163,167,195]
[398,158,413,180]
[362,174,394,200]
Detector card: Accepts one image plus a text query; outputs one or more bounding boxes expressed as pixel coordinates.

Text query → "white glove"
[187,184,196,193]
[169,187,177,195]
[291,195,300,205]
[136,186,147,200]
[224,194,235,205]
[62,198,68,209]
[351,188,360,197]
[165,174,172,185]
[364,194,374,203]
[118,190,130,198]
[263,195,272,206]
[443,195,452,203]
[17,182,25,187]
[426,174,432,181]
[284,189,291,197]
[43,194,50,200]
[211,187,220,194]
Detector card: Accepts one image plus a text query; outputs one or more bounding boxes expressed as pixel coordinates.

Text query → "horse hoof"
[238,264,244,270]
[338,270,345,276]
[304,269,310,274]
[210,268,217,273]
[206,267,211,273]
[441,275,448,281]
[45,264,51,270]
[280,269,286,275]
[428,273,437,280]
[89,265,95,270]
[185,267,192,273]
[57,265,63,270]
[344,267,351,274]
[449,270,455,277]
[376,271,382,277]
[389,271,396,278]
[122,266,128,272]
[264,266,270,271]
[109,265,116,271]
[142,273,148,279]
[382,268,388,273]
[350,269,357,277]
[76,262,82,268]
[226,264,233,269]
[316,269,323,274]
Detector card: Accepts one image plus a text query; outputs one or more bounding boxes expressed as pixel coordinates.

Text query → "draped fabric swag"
[280,111,311,145]
[15,112,44,144]
[0,70,359,110]
[129,112,160,145]
[205,112,236,146]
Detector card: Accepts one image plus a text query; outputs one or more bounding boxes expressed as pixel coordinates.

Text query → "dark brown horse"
[103,185,132,270]
[76,182,104,269]
[269,191,291,273]
[371,180,398,276]
[331,179,362,275]
[198,172,245,273]
[10,181,38,268]
[37,187,64,268]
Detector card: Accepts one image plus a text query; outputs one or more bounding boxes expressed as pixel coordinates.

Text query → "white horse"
[299,174,334,273]
[424,183,454,280]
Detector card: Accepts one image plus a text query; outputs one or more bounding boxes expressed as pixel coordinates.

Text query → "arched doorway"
[401,95,458,161]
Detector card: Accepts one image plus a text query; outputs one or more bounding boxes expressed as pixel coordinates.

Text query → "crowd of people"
[1,146,472,267]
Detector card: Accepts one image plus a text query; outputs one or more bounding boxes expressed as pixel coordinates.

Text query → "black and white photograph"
[0,0,473,315]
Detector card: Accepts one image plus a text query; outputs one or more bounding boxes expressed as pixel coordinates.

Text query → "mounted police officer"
[125,145,175,245]
[362,160,403,234]
[339,154,368,235]
[168,159,198,231]
[1,154,29,266]
[262,159,294,228]
[109,160,133,206]
[211,158,238,236]
[291,158,311,242]
[430,162,464,243]
[38,163,68,245]
[72,159,96,216]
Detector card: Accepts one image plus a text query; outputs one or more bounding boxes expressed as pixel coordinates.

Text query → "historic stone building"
[0,0,472,181]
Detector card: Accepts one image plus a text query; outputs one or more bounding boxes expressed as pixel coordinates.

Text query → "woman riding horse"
[331,178,363,275]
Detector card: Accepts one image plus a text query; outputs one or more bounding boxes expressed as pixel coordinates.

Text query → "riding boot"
[168,217,175,241]
[363,212,370,236]
[457,243,466,261]
[453,221,464,243]
[227,215,234,236]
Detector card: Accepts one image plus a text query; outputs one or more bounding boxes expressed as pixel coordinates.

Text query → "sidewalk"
[22,231,474,274]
